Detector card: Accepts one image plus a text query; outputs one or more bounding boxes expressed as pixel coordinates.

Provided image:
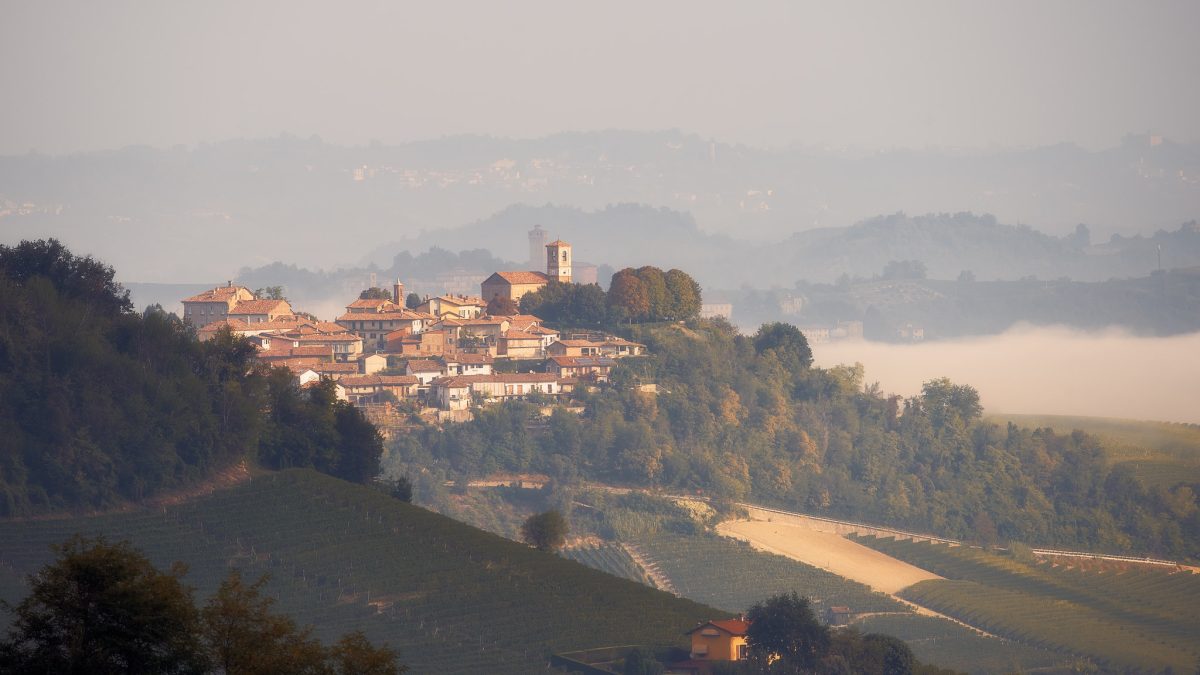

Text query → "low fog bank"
[814,324,1200,425]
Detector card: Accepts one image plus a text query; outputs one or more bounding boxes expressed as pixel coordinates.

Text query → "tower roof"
[545,240,570,247]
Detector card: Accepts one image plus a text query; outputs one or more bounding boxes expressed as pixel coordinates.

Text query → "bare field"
[716,519,941,594]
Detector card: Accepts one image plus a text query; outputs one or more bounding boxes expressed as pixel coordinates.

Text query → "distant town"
[183,234,645,423]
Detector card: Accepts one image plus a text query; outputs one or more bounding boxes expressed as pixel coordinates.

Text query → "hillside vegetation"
[389,319,1200,560]
[988,414,1200,489]
[0,469,719,674]
[0,239,383,515]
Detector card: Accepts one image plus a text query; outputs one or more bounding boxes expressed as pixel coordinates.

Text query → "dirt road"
[716,519,941,594]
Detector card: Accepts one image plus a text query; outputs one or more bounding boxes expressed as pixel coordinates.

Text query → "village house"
[308,362,360,379]
[416,294,487,320]
[430,373,562,411]
[404,359,445,387]
[182,283,255,325]
[544,355,617,382]
[440,353,494,376]
[389,328,451,356]
[498,330,544,359]
[296,371,348,402]
[679,618,751,671]
[227,298,293,324]
[355,353,388,375]
[337,296,425,351]
[338,374,419,404]
[546,337,645,359]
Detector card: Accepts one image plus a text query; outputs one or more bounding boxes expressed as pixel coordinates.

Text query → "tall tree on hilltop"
[608,269,649,321]
[635,266,670,320]
[665,268,702,320]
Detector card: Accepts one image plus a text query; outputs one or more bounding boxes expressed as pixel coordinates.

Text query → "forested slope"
[0,239,382,515]
[389,320,1200,560]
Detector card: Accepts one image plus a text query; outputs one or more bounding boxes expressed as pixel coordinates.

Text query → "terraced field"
[855,535,1200,673]
[560,542,652,586]
[0,470,717,674]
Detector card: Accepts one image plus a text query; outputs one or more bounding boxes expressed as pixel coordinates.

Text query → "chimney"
[227,280,232,287]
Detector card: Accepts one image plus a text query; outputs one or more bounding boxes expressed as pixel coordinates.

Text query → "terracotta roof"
[502,330,541,341]
[405,360,443,373]
[545,239,571,247]
[346,298,396,310]
[553,339,604,347]
[434,294,486,306]
[528,325,558,335]
[462,317,509,326]
[182,286,252,303]
[276,358,322,372]
[500,314,542,328]
[229,299,291,315]
[340,375,418,387]
[603,337,645,347]
[685,619,751,637]
[310,362,359,373]
[485,271,549,285]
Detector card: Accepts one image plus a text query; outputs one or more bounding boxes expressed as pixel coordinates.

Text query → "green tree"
[359,287,392,301]
[665,269,702,320]
[752,323,813,369]
[201,570,327,675]
[635,266,670,320]
[608,270,649,321]
[329,631,406,675]
[919,378,982,429]
[0,536,209,675]
[405,292,421,309]
[744,592,829,672]
[254,286,286,300]
[520,509,569,552]
[390,475,414,503]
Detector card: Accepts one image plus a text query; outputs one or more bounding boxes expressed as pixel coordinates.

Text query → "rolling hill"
[0,469,719,674]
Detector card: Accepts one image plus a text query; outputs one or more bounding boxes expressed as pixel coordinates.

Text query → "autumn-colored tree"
[607,269,649,321]
[665,268,702,319]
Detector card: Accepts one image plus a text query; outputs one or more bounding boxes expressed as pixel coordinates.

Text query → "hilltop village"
[183,238,645,423]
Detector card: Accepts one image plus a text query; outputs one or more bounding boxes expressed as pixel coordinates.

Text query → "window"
[738,644,749,660]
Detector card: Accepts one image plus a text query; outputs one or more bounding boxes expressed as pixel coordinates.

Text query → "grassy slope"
[987,413,1200,489]
[0,469,718,674]
[854,535,1200,673]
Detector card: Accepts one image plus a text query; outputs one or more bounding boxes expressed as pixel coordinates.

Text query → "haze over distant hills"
[2,130,1198,282]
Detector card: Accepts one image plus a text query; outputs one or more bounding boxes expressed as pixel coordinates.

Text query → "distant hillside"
[4,130,1197,281]
[0,470,718,674]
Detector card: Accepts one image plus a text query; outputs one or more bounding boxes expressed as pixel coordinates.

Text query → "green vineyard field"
[0,470,716,674]
[855,535,1200,672]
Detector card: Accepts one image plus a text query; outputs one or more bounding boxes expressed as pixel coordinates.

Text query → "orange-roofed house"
[228,298,294,325]
[683,618,752,667]
[182,284,255,325]
[480,270,550,304]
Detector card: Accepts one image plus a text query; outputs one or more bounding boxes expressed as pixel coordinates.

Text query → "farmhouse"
[430,373,562,410]
[681,618,751,668]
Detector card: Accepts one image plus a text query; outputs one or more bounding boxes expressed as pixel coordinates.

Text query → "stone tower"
[546,240,572,284]
[393,278,405,305]
[528,225,547,269]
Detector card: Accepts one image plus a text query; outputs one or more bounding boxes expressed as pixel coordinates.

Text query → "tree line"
[517,266,702,328]
[0,239,383,516]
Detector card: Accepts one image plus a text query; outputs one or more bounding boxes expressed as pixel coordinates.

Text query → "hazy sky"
[2,1,1199,155]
